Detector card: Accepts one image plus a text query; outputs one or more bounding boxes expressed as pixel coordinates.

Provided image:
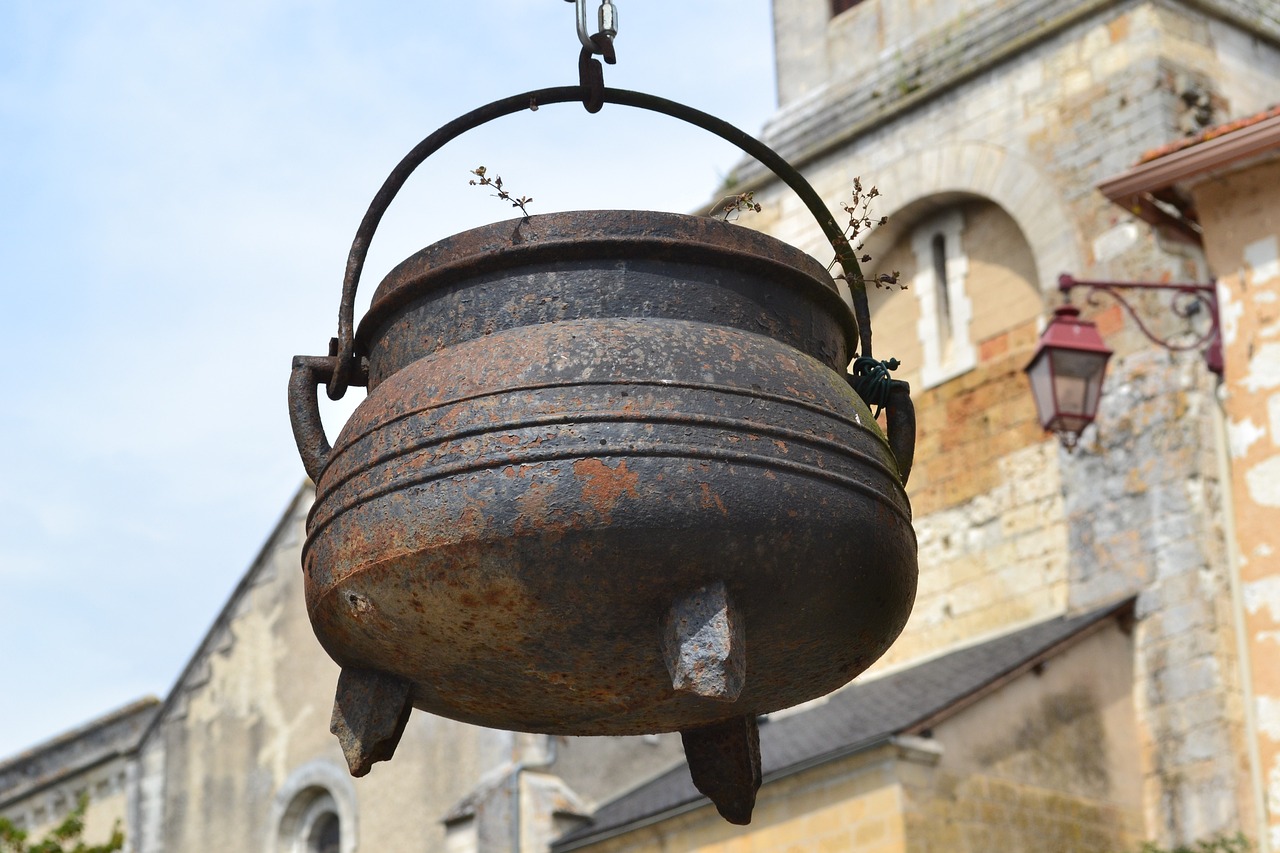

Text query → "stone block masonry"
[870,319,1071,670]
[743,0,1280,844]
[1196,160,1280,851]
[1060,347,1252,844]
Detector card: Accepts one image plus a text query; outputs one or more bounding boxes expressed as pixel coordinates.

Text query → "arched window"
[911,209,975,387]
[280,788,342,853]
[293,788,337,850]
[864,197,1044,394]
[268,761,357,853]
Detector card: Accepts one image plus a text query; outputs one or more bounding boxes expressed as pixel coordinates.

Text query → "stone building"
[1099,103,1280,852]
[0,698,158,847]
[3,0,1279,851]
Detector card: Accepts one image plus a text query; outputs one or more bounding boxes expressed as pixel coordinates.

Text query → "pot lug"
[330,666,414,777]
[662,581,745,702]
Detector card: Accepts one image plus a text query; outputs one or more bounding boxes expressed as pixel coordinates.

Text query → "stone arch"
[265,760,358,853]
[860,188,1046,390]
[864,140,1083,298]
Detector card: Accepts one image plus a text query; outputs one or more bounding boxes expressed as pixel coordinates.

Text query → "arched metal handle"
[288,87,912,486]
[885,383,916,486]
[317,86,875,401]
[289,354,338,483]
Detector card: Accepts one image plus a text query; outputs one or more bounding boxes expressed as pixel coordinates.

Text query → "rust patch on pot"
[573,458,639,517]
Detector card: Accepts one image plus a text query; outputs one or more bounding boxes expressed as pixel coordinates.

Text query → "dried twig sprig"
[829,177,905,291]
[709,191,762,222]
[469,166,534,218]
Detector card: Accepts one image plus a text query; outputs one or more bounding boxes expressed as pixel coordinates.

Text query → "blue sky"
[0,1,777,758]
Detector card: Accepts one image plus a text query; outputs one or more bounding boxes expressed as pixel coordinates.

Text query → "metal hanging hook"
[567,0,618,53]
[563,0,616,51]
[567,0,617,112]
[597,0,618,40]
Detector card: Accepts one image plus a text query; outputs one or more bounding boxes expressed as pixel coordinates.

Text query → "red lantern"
[1024,305,1114,450]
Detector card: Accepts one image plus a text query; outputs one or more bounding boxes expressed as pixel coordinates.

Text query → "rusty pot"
[288,87,917,824]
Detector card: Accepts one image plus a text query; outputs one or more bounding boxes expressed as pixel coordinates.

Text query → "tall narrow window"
[931,233,952,350]
[911,210,975,387]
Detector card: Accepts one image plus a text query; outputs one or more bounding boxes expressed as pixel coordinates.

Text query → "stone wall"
[566,745,912,853]
[0,698,156,848]
[1057,349,1253,842]
[904,773,1142,852]
[1195,155,1280,851]
[746,0,1280,845]
[1,767,128,847]
[764,0,1280,175]
[869,318,1071,671]
[902,616,1145,852]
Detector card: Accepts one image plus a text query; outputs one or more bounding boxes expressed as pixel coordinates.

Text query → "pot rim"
[355,209,857,358]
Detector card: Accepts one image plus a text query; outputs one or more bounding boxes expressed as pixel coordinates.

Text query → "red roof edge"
[1096,105,1280,242]
[1138,104,1280,164]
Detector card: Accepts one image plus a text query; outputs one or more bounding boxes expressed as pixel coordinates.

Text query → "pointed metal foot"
[330,666,414,777]
[680,715,762,825]
[662,581,745,702]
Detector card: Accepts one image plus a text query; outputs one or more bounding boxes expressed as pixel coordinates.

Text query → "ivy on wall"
[0,795,123,853]
[1137,833,1254,853]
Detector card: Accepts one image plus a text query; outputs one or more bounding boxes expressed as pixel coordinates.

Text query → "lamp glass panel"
[1054,374,1089,416]
[1049,348,1108,417]
[1026,354,1057,429]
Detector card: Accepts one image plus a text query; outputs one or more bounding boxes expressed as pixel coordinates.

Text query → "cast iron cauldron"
[288,88,917,824]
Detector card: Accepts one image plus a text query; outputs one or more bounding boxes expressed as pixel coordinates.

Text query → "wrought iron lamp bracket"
[1057,274,1223,375]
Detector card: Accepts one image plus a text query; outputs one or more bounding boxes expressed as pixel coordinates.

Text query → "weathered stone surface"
[738,1,1280,845]
[1195,159,1280,851]
[662,582,746,703]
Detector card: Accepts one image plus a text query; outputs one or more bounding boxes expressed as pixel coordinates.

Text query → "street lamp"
[1025,274,1222,450]
[1024,304,1113,450]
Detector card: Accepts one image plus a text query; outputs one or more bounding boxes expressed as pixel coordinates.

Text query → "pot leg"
[661,580,745,702]
[330,666,414,776]
[680,715,762,825]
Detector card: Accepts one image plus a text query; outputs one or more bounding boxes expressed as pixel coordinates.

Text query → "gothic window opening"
[931,233,952,350]
[911,210,976,387]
